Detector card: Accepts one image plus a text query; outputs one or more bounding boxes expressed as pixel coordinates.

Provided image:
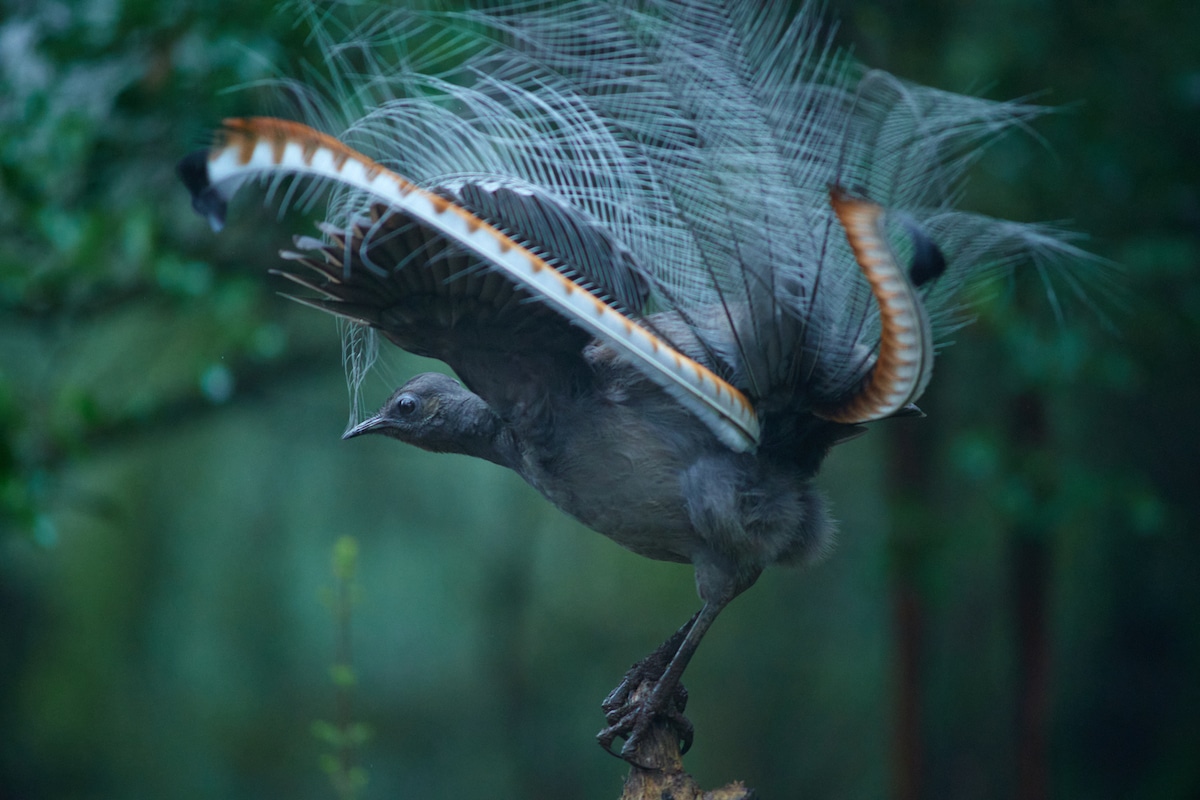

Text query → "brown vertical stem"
[1009,391,1052,800]
[886,420,932,800]
[1012,532,1050,800]
[891,560,924,800]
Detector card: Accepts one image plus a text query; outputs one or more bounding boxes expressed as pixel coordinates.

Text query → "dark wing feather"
[437,177,650,315]
[276,201,596,416]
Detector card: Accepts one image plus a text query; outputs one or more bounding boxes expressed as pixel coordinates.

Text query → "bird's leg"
[597,598,729,761]
[599,611,699,725]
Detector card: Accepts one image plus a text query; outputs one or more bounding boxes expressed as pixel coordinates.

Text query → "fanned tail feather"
[181,0,1098,449]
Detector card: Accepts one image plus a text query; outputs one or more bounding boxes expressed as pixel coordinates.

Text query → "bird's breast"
[514,392,731,564]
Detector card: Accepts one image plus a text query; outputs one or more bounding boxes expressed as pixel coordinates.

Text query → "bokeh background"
[1,0,1196,798]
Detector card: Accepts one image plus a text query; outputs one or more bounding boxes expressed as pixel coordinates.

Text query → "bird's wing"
[179,118,760,449]
[276,200,597,419]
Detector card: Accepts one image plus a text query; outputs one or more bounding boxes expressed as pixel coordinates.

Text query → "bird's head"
[342,372,506,462]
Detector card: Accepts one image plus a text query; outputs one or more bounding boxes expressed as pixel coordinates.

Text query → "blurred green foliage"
[314,535,370,800]
[1,0,1197,798]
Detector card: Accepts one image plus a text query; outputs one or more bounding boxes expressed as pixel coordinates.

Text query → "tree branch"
[616,681,756,800]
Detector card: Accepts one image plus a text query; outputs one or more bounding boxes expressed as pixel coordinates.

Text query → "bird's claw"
[596,660,693,761]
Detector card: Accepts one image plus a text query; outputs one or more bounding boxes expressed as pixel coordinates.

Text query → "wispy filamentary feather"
[247,0,1086,434]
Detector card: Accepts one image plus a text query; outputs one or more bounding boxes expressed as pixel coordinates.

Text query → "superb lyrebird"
[179,0,1088,760]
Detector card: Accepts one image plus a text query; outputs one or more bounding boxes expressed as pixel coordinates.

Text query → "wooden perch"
[616,681,756,800]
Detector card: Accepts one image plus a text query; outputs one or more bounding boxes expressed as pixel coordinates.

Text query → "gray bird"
[178,0,1087,760]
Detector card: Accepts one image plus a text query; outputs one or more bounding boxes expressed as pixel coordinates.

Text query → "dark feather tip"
[889,403,926,419]
[904,221,947,288]
[176,150,227,232]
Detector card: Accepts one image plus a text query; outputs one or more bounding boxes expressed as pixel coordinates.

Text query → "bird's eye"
[395,394,419,416]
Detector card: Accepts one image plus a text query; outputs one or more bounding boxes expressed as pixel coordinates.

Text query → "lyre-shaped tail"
[817,186,939,423]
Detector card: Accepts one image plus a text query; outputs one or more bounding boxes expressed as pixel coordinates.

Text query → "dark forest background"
[1,0,1196,798]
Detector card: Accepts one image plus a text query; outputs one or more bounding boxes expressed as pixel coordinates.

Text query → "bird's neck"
[454,418,520,470]
[416,395,520,470]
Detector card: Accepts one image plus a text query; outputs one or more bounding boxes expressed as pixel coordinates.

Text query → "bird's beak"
[342,414,387,440]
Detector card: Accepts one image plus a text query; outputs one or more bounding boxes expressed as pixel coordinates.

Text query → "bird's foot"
[596,654,693,762]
